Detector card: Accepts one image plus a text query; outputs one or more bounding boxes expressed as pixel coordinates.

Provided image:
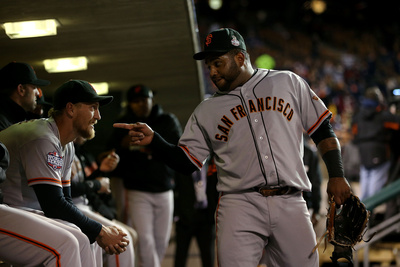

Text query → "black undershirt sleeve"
[33,184,102,243]
[150,132,198,175]
[310,116,344,178]
[309,116,336,145]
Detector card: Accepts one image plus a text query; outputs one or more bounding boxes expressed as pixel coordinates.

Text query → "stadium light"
[310,0,326,14]
[91,82,109,95]
[43,57,88,73]
[208,0,223,10]
[3,19,58,39]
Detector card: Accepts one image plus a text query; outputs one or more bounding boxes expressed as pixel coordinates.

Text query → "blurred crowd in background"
[194,0,400,135]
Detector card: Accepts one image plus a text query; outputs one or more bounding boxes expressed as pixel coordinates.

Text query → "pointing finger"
[113,123,133,130]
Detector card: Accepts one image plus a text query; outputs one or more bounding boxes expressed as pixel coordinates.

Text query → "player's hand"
[96,225,129,255]
[100,150,120,172]
[96,177,111,194]
[113,122,154,146]
[311,212,320,227]
[327,177,351,206]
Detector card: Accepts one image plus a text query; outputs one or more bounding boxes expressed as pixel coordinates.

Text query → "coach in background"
[0,80,130,266]
[0,62,50,130]
[351,86,400,201]
[107,84,182,267]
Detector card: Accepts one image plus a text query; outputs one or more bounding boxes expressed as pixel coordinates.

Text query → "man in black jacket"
[107,84,182,267]
[0,62,50,130]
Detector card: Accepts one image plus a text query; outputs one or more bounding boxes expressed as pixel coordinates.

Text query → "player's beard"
[212,59,241,92]
[75,120,96,140]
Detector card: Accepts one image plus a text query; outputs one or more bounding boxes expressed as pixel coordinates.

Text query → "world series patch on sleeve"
[312,193,374,265]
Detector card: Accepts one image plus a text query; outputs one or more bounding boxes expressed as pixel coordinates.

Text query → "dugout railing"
[353,177,400,267]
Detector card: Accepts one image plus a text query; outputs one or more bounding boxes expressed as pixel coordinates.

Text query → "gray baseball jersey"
[0,118,104,266]
[179,69,331,193]
[0,120,99,266]
[0,118,73,210]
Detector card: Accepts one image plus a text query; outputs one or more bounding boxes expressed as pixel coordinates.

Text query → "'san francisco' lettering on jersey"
[215,96,295,142]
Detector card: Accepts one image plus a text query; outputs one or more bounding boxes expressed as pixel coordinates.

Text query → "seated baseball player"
[0,80,130,266]
[0,142,95,266]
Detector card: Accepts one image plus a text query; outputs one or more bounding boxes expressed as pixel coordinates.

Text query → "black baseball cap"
[0,62,50,88]
[53,80,113,110]
[127,84,153,102]
[193,28,246,60]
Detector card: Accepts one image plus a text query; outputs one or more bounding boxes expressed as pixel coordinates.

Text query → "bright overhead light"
[208,0,223,10]
[91,82,109,95]
[43,57,88,73]
[3,19,58,39]
[310,0,326,14]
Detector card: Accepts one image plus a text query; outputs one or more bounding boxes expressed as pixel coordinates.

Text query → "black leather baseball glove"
[326,193,371,265]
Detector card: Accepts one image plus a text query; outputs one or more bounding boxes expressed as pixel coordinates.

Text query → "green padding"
[363,178,400,210]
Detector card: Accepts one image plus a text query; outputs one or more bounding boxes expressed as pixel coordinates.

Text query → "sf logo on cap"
[205,34,213,47]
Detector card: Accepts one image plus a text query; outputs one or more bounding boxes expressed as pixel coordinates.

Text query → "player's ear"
[65,102,75,118]
[16,84,25,96]
[235,51,245,67]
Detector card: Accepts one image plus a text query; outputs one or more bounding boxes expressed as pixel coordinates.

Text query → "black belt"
[253,186,298,197]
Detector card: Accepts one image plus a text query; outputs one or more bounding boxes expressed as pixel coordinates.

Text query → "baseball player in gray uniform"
[0,142,95,267]
[114,28,352,267]
[0,80,130,266]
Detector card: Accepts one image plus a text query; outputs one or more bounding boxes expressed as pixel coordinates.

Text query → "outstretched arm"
[113,122,198,175]
[113,122,155,146]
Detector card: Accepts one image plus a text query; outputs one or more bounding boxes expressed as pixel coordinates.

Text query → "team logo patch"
[47,152,63,170]
[231,36,240,47]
